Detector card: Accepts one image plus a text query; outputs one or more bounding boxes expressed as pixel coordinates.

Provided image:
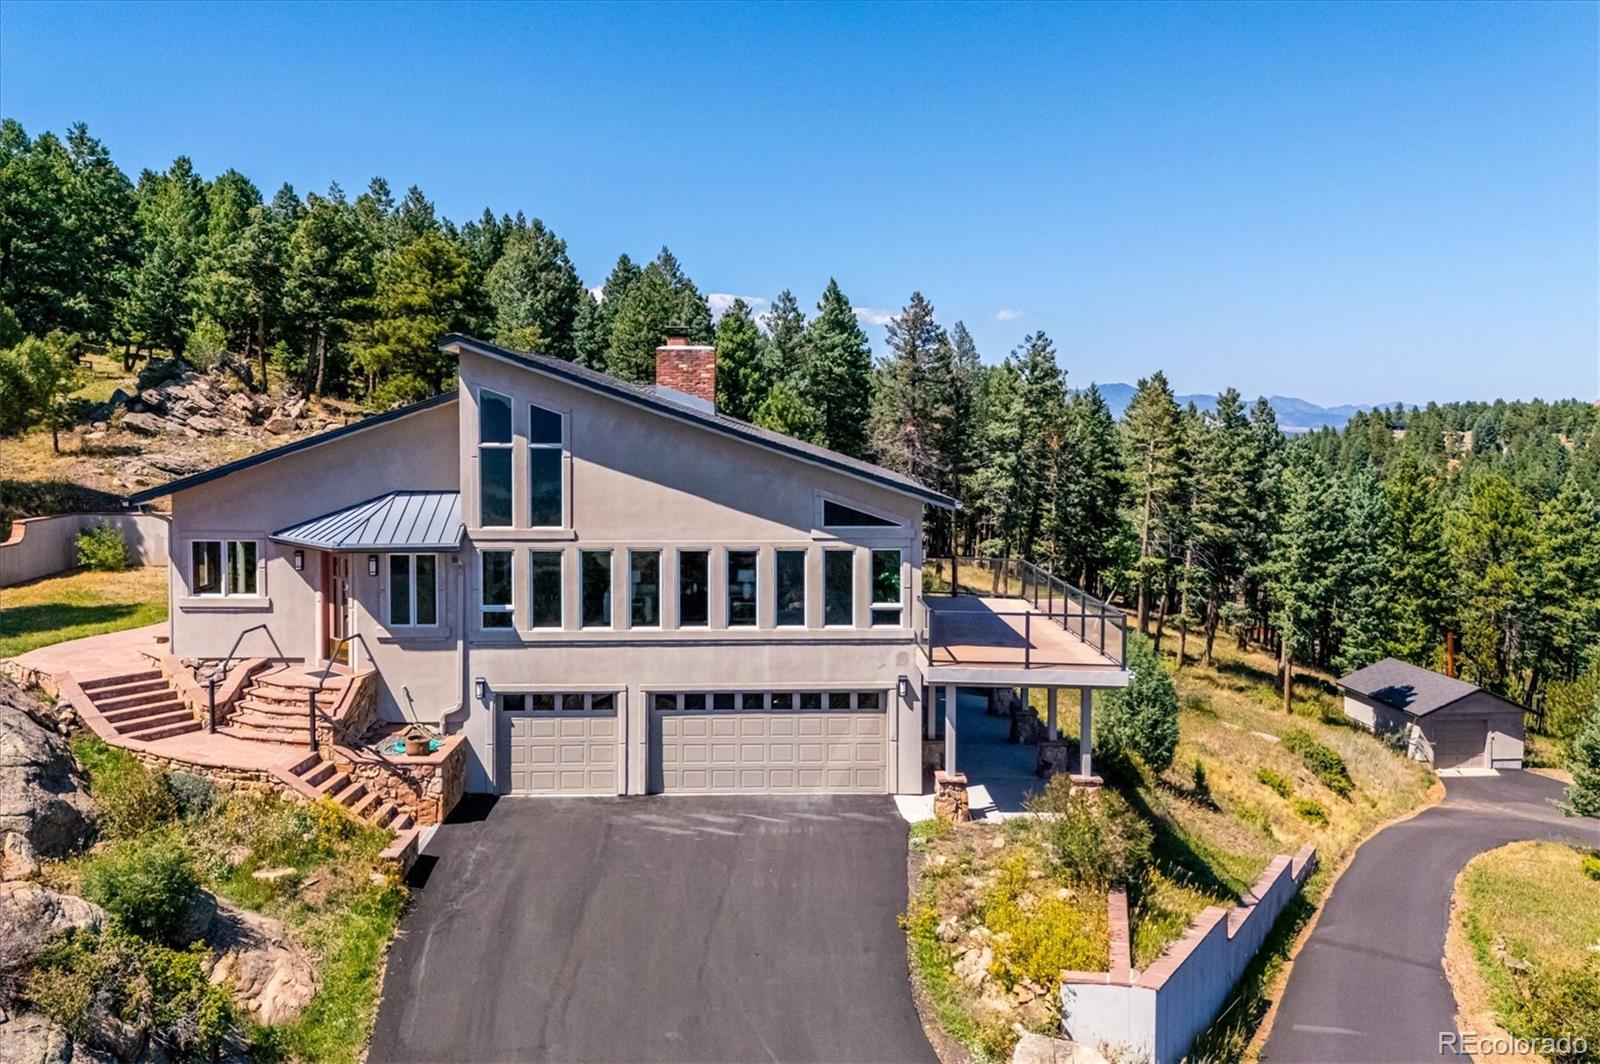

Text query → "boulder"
[0,1011,79,1064]
[107,387,131,410]
[1012,1032,1106,1064]
[0,881,107,937]
[120,411,165,436]
[185,415,227,435]
[1,831,40,880]
[136,389,167,411]
[171,888,218,944]
[262,415,295,435]
[204,901,317,1025]
[0,683,94,856]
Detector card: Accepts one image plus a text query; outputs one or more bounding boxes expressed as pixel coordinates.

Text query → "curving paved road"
[370,794,935,1064]
[1265,771,1597,1062]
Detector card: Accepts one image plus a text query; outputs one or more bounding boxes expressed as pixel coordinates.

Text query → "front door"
[325,554,351,664]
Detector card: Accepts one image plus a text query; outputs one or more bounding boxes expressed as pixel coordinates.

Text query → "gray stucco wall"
[1342,690,1524,769]
[0,512,170,586]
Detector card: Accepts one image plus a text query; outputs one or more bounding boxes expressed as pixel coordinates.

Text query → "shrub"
[73,736,177,838]
[1257,767,1293,798]
[1292,798,1328,825]
[1191,759,1210,801]
[1514,962,1600,1060]
[165,772,214,819]
[1098,634,1181,772]
[1583,853,1600,883]
[1283,729,1354,798]
[25,926,236,1057]
[1562,693,1600,819]
[80,835,199,944]
[978,851,1108,986]
[1027,778,1153,894]
[74,522,130,571]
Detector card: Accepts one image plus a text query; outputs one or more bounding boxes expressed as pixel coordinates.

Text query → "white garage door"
[650,690,888,794]
[1432,718,1488,769]
[499,692,619,795]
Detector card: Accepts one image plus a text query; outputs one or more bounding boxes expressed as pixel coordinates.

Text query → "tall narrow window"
[191,541,222,595]
[581,550,612,628]
[481,550,513,629]
[630,550,661,628]
[775,550,806,627]
[870,549,902,626]
[824,549,855,626]
[226,541,258,596]
[389,554,438,628]
[478,390,513,527]
[528,402,563,527]
[529,551,563,628]
[679,550,709,627]
[727,550,758,627]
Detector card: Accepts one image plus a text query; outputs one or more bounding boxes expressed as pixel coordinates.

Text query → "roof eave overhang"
[441,335,959,511]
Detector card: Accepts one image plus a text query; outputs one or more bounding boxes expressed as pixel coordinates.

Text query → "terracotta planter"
[404,736,430,757]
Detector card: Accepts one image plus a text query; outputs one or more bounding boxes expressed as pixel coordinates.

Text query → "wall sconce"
[367,555,379,577]
[474,678,488,701]
[292,550,304,572]
[897,675,912,701]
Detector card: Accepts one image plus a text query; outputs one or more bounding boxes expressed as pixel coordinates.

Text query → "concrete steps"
[80,671,202,741]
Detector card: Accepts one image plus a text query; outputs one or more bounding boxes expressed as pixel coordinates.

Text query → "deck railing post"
[308,689,319,752]
[1025,610,1032,669]
[207,678,217,734]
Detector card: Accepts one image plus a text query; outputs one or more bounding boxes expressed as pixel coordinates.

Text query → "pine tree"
[1383,452,1450,663]
[752,378,824,442]
[713,298,767,420]
[352,230,471,405]
[1446,472,1537,697]
[283,185,374,396]
[805,279,873,458]
[124,156,209,355]
[1238,397,1285,647]
[604,261,677,382]
[1191,389,1253,664]
[194,169,264,366]
[590,253,641,364]
[1054,384,1124,594]
[1098,633,1180,772]
[870,292,946,486]
[1121,372,1184,633]
[1263,448,1338,710]
[764,289,810,385]
[1526,481,1600,699]
[1331,471,1392,674]
[1562,693,1600,818]
[485,219,584,358]
[572,291,605,369]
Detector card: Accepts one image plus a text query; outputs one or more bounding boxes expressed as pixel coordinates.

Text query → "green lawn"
[0,566,168,658]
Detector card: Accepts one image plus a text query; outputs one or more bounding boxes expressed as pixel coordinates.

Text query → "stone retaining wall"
[1060,843,1317,1064]
[332,732,466,826]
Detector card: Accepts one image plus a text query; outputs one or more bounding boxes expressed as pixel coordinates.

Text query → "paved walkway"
[5,621,169,685]
[1264,771,1597,1062]
[956,689,1047,817]
[370,796,935,1064]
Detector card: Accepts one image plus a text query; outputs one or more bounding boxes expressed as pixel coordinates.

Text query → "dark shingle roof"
[439,334,958,509]
[272,491,462,551]
[1338,657,1488,716]
[124,392,458,504]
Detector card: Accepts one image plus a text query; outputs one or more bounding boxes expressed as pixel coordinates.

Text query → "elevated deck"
[922,594,1129,686]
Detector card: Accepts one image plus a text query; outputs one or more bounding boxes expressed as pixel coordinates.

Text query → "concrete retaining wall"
[1060,844,1317,1064]
[0,512,169,586]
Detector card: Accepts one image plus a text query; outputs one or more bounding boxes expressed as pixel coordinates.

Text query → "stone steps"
[79,670,162,691]
[283,753,415,836]
[80,671,202,742]
[216,723,306,747]
[102,698,186,724]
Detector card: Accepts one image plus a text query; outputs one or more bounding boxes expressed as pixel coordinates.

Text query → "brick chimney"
[654,328,716,413]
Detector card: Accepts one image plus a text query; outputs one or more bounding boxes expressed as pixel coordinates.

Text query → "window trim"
[822,547,856,628]
[677,548,711,629]
[870,548,904,628]
[190,538,260,598]
[387,552,439,629]
[527,549,564,630]
[774,548,808,629]
[725,548,760,629]
[527,400,566,530]
[628,549,663,630]
[477,387,514,528]
[580,549,614,630]
[479,548,514,630]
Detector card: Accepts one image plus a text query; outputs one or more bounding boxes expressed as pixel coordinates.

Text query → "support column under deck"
[1047,687,1058,741]
[1079,687,1093,777]
[943,684,957,773]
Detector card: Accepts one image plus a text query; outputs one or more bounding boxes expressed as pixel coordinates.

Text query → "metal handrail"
[926,556,1128,667]
[307,635,362,753]
[194,623,288,684]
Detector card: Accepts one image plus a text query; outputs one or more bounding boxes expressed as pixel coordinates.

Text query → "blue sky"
[2,1,1595,405]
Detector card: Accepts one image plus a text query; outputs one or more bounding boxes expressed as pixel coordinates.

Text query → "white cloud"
[588,285,605,303]
[854,307,894,327]
[995,308,1022,322]
[708,292,769,320]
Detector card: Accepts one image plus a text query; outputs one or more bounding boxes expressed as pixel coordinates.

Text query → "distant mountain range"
[1089,383,1379,434]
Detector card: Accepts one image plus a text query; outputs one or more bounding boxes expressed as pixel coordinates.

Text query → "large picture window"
[727,550,758,627]
[775,549,806,627]
[478,390,513,527]
[191,539,256,596]
[824,549,854,626]
[388,553,438,627]
[870,549,902,627]
[529,402,563,527]
[630,550,661,628]
[581,550,612,628]
[529,550,563,628]
[481,550,513,629]
[678,550,709,627]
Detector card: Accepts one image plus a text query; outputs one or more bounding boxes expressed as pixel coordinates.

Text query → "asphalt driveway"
[369,795,935,1064]
[1265,771,1597,1062]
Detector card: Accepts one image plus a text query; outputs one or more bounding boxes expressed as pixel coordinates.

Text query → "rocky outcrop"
[104,363,331,446]
[204,901,317,1026]
[0,1010,115,1063]
[0,882,107,938]
[0,682,93,858]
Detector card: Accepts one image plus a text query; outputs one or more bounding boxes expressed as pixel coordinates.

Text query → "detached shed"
[1338,658,1525,770]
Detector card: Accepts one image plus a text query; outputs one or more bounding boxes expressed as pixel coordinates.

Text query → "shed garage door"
[1432,718,1488,769]
[498,692,618,795]
[649,690,888,794]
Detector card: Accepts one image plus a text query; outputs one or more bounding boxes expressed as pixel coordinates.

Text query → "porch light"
[897,675,911,701]
[292,550,304,571]
[367,554,379,577]
[474,677,488,700]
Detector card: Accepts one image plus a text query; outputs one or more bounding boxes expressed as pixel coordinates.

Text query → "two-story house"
[129,333,959,797]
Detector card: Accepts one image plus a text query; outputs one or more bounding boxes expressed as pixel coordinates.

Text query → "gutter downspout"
[438,551,470,737]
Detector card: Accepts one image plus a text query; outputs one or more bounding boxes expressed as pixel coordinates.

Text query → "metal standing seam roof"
[1337,656,1508,716]
[271,490,463,551]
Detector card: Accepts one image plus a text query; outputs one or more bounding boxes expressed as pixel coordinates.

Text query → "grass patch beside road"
[0,566,167,658]
[1454,841,1600,1058]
